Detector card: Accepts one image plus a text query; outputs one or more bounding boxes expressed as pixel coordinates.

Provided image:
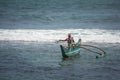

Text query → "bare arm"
[59,40,66,41]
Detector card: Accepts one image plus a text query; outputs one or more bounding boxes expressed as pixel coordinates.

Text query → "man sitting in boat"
[59,33,75,48]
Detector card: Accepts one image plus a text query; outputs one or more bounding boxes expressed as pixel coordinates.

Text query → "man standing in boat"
[58,33,75,48]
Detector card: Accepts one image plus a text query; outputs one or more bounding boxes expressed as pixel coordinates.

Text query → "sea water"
[0,0,120,80]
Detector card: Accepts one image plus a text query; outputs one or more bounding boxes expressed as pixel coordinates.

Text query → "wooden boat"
[60,39,81,58]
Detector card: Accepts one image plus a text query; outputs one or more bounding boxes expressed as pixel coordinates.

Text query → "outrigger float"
[60,39,106,59]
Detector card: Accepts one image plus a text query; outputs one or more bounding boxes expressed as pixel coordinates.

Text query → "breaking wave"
[0,29,120,43]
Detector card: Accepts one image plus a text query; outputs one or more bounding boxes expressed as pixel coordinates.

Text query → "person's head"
[68,33,71,38]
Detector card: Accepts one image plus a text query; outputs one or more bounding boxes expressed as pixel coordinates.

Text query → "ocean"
[0,0,120,29]
[0,0,120,80]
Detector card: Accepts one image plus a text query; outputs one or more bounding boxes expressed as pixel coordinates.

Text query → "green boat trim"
[65,48,80,55]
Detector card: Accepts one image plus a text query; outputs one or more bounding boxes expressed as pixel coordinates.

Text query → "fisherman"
[59,33,75,48]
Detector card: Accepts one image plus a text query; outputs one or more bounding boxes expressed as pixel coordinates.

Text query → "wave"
[0,29,120,43]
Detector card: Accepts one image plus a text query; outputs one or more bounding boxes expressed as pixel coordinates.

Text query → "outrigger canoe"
[60,39,81,58]
[60,39,106,59]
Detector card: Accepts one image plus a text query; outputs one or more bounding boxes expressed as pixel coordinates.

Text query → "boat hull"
[60,39,81,58]
[60,44,80,58]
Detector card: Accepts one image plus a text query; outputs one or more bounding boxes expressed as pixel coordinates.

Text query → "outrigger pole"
[80,44,107,58]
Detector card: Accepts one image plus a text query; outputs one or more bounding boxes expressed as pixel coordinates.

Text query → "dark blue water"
[0,0,120,29]
[0,0,120,80]
[0,42,120,80]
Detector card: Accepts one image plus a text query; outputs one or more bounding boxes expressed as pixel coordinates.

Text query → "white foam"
[0,29,120,43]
